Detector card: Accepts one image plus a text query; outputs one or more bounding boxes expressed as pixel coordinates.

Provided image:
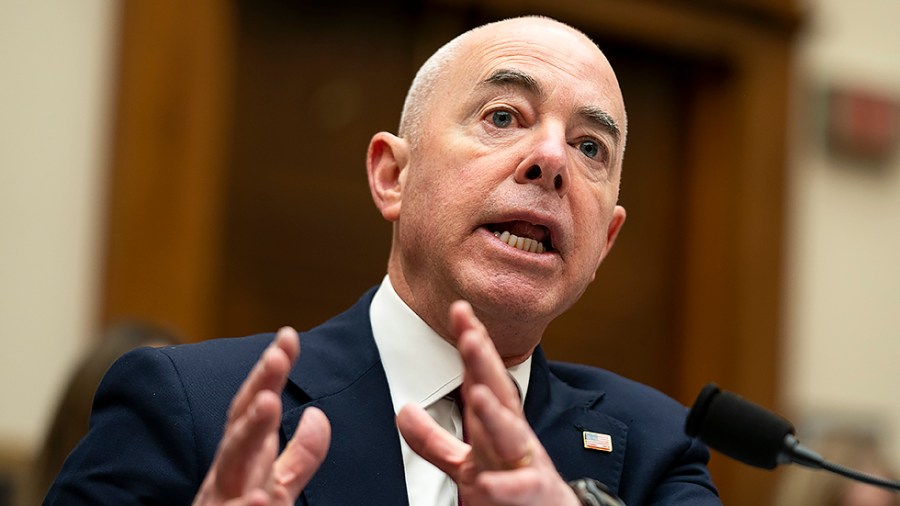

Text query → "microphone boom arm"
[687,383,900,493]
[783,433,900,491]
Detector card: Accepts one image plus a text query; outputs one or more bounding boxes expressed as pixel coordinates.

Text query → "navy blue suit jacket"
[46,289,720,505]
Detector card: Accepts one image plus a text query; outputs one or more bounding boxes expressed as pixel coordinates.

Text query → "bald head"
[398,16,625,149]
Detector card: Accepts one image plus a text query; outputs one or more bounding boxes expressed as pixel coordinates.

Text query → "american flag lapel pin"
[583,431,613,452]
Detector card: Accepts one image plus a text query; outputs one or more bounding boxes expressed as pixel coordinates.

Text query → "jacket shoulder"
[547,361,689,422]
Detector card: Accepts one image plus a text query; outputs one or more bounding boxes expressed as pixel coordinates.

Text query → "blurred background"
[1,0,898,504]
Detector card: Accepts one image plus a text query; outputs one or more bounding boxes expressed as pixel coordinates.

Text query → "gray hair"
[397,35,464,144]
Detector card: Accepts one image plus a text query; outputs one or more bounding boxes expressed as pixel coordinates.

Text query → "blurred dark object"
[29,322,182,503]
[0,474,11,506]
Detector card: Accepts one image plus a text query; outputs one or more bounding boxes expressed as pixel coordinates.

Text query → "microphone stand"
[782,434,900,492]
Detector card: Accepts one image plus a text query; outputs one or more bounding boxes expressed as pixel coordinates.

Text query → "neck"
[386,260,545,366]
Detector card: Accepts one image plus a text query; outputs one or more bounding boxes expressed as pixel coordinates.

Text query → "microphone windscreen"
[685,383,795,469]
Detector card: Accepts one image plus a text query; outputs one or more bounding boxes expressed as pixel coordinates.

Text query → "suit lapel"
[281,289,409,505]
[526,347,629,495]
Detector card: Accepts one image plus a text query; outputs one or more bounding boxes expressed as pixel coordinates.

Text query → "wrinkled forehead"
[449,20,625,123]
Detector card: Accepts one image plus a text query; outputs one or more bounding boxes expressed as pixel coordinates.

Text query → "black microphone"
[685,383,900,492]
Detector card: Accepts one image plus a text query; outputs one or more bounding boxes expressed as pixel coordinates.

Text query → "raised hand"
[193,327,331,506]
[397,301,580,506]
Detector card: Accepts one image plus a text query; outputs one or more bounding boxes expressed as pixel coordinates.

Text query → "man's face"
[395,20,627,336]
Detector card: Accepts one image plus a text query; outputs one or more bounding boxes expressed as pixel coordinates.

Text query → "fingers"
[477,466,543,504]
[475,467,579,505]
[215,390,283,498]
[450,300,530,469]
[195,328,326,505]
[467,384,534,469]
[397,404,469,477]
[228,328,300,424]
[274,407,332,498]
[450,301,521,413]
[464,385,577,506]
[220,488,270,506]
[449,300,584,506]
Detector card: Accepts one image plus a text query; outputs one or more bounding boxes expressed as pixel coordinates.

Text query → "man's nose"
[513,130,569,197]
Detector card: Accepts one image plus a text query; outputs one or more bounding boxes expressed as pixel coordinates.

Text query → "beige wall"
[0,0,117,452]
[784,0,900,465]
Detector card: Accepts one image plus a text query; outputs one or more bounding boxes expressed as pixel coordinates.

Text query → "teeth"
[492,230,546,253]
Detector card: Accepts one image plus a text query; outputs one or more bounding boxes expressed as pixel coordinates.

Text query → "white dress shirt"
[370,276,532,506]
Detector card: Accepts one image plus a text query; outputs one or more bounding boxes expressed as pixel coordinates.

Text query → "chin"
[462,275,568,324]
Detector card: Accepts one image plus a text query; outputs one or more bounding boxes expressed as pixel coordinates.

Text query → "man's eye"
[579,140,602,159]
[491,110,513,128]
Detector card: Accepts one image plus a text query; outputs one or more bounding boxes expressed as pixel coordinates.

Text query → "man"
[46,16,720,505]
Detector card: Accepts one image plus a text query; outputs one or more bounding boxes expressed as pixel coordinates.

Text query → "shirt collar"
[370,276,531,414]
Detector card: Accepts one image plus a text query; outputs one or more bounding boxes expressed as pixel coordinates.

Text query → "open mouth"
[485,220,554,254]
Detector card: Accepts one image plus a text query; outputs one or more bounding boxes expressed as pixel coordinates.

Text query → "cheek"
[573,194,617,254]
[419,159,501,208]
[403,164,472,231]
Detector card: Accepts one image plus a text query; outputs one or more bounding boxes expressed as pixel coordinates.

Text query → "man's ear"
[366,132,409,222]
[602,205,627,258]
[589,205,627,281]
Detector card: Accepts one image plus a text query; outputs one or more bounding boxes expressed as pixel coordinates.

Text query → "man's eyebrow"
[579,105,620,141]
[480,69,544,99]
[480,68,621,141]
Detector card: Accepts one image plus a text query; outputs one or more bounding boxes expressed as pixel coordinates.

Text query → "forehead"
[450,21,624,120]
